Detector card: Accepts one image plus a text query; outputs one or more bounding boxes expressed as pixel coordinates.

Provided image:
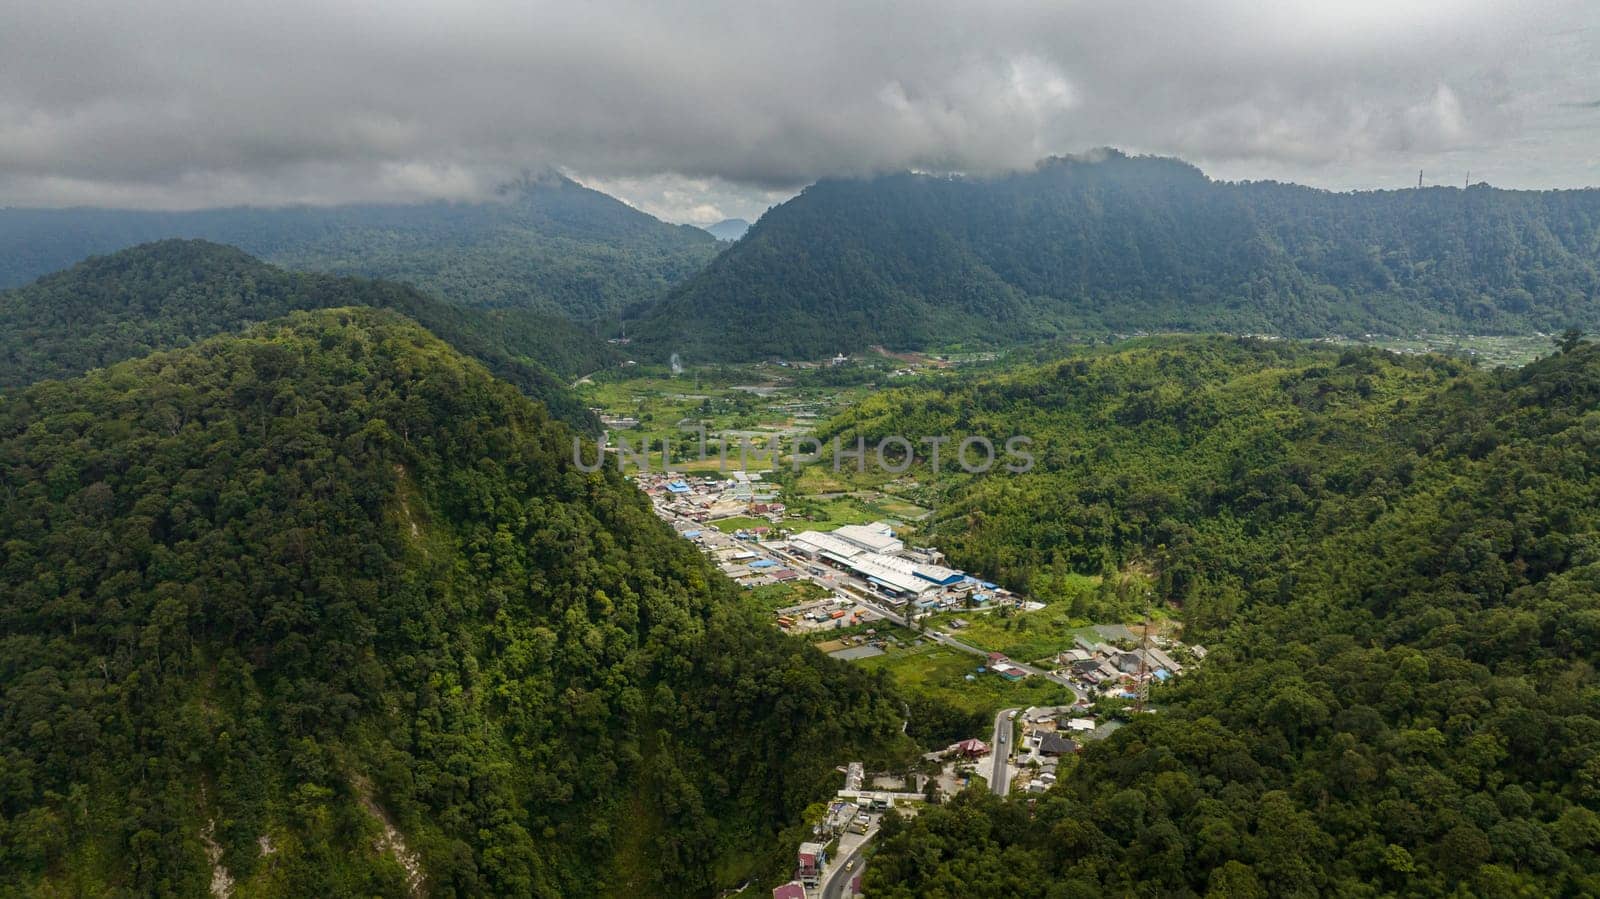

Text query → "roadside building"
[788,529,961,599]
[823,801,857,836]
[773,882,806,899]
[992,662,1028,681]
[797,842,829,886]
[949,738,988,758]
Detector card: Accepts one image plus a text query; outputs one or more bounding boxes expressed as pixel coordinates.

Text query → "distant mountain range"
[0,239,614,428]
[702,218,751,241]
[633,150,1600,361]
[11,153,1600,365]
[0,175,720,319]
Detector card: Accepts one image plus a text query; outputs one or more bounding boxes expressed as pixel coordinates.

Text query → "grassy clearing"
[710,515,771,533]
[1327,334,1554,368]
[858,645,1077,720]
[784,495,880,530]
[867,495,930,520]
[744,581,829,611]
[932,610,1106,663]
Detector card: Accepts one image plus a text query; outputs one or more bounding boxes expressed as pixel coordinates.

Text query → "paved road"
[820,824,876,899]
[990,709,1019,796]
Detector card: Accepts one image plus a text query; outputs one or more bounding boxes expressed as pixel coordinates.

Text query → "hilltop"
[0,175,722,319]
[0,308,905,896]
[0,239,614,428]
[634,151,1600,360]
[703,218,751,241]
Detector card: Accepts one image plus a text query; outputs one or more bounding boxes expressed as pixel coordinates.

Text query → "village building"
[797,842,829,886]
[1039,733,1078,757]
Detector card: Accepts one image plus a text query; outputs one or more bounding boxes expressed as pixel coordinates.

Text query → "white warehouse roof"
[833,523,904,555]
[791,530,864,558]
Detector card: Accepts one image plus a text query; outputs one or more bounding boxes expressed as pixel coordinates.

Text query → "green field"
[931,612,1106,664]
[1326,333,1555,368]
[780,490,930,531]
[744,580,829,611]
[711,515,772,533]
[576,362,886,452]
[857,644,1077,720]
[783,495,880,529]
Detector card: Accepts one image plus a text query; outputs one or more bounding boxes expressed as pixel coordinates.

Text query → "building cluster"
[983,652,1031,681]
[636,470,783,523]
[1054,634,1206,699]
[1012,707,1099,794]
[779,522,1022,612]
[771,761,918,898]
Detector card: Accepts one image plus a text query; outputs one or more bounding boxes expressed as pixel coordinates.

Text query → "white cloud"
[1,0,1596,216]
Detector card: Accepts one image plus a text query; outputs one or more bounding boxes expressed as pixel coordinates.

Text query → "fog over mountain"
[4,1,1598,221]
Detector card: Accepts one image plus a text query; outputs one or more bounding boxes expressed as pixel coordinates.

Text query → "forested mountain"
[0,240,613,429]
[0,175,721,318]
[822,335,1600,895]
[634,151,1600,360]
[703,219,751,241]
[0,308,905,897]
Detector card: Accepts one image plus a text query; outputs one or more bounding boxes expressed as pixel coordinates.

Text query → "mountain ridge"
[703,218,751,241]
[0,176,721,319]
[633,150,1600,360]
[0,239,612,429]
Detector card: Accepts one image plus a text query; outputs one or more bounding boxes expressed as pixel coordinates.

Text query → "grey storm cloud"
[3,0,1598,220]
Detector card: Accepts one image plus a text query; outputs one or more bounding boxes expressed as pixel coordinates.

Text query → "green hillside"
[0,240,613,429]
[818,335,1600,894]
[634,151,1600,360]
[0,308,905,896]
[0,176,722,319]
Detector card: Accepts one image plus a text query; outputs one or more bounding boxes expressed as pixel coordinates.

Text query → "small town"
[633,468,1205,896]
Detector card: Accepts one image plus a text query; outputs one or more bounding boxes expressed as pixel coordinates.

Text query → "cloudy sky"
[4,1,1598,224]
